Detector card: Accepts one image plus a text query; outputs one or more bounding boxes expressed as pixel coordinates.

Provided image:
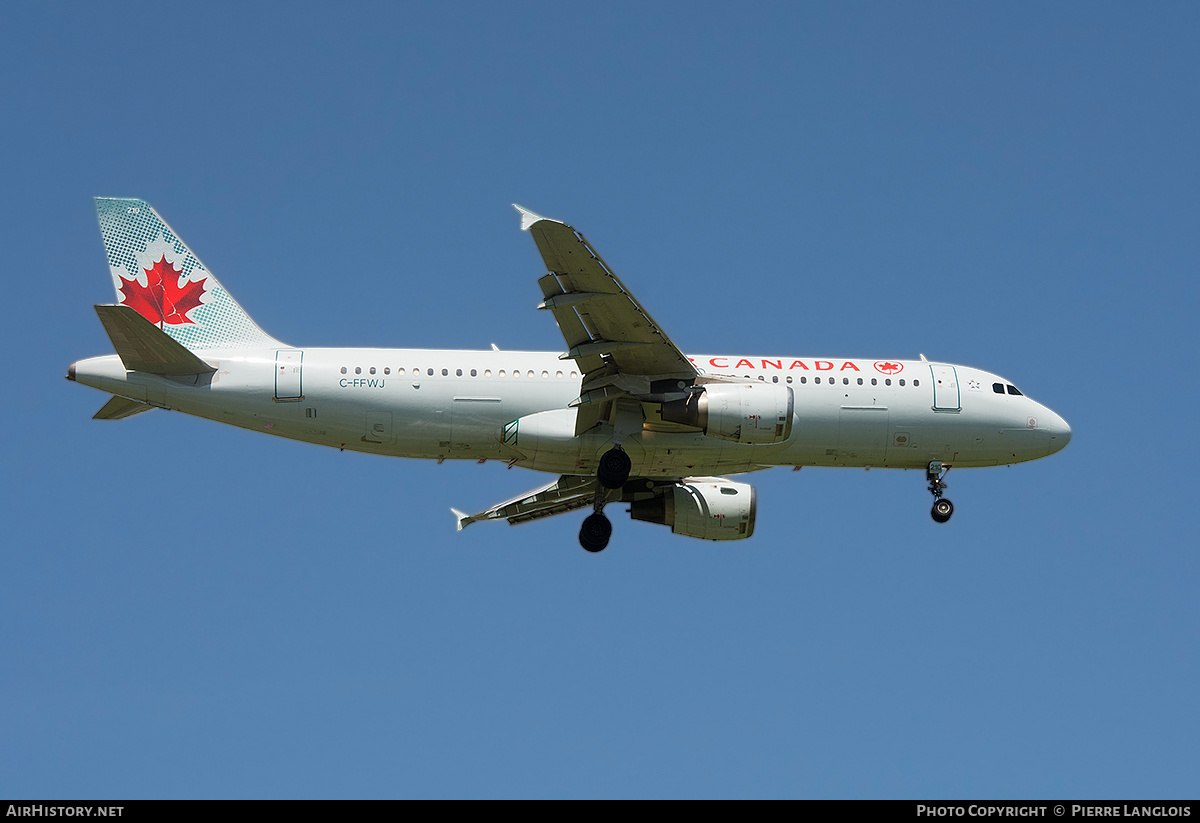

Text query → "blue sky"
[2,1,1198,798]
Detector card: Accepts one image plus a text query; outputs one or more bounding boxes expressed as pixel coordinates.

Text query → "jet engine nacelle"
[661,383,794,445]
[630,479,756,540]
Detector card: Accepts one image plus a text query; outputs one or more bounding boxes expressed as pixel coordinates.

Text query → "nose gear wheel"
[927,461,954,523]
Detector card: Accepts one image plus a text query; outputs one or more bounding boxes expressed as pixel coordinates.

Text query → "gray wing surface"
[516,206,698,430]
[452,208,704,534]
[453,475,618,529]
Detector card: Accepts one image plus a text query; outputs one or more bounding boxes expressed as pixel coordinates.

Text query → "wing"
[515,206,698,431]
[452,475,619,529]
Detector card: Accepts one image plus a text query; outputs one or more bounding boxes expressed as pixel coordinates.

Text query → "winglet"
[450,508,472,531]
[513,204,551,231]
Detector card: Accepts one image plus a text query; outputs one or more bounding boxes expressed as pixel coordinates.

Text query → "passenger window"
[456,369,462,376]
[355,367,362,375]
[885,379,891,386]
[384,367,390,375]
[857,378,863,385]
[499,370,506,378]
[542,370,549,378]
[556,371,563,378]
[1007,385,1023,396]
[899,379,905,386]
[786,376,793,384]
[993,383,1005,394]
[528,370,535,379]
[513,370,520,378]
[471,369,477,377]
[871,378,877,386]
[484,369,492,377]
[370,367,376,375]
[398,368,405,376]
[913,379,919,387]
[427,368,434,376]
[800,376,807,384]
[570,371,578,379]
[442,369,448,376]
[772,376,779,383]
[843,377,849,385]
[815,377,821,384]
[340,367,347,374]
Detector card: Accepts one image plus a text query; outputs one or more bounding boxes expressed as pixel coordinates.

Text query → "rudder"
[95,198,282,350]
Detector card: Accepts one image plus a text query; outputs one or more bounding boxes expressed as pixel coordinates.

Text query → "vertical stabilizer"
[95,198,283,349]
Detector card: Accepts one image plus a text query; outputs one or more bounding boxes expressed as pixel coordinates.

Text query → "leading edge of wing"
[511,204,697,384]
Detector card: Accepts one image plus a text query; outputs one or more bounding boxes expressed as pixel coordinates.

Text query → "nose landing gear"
[927,461,953,523]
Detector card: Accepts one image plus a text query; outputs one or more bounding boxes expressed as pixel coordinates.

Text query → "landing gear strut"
[927,461,954,523]
[580,449,630,552]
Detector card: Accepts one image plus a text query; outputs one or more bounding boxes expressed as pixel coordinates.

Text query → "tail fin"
[95,198,283,349]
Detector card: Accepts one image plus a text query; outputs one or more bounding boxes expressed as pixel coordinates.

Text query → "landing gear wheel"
[931,498,954,523]
[579,513,612,552]
[597,448,632,489]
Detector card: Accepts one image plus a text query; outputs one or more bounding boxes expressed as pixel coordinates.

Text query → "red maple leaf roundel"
[119,256,207,325]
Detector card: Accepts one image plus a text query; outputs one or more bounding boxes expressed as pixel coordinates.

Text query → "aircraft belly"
[637,431,730,476]
[837,406,889,465]
[784,390,841,466]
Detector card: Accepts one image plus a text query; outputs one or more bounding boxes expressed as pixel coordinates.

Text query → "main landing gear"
[927,461,954,523]
[579,447,631,552]
[579,511,613,553]
[596,447,631,490]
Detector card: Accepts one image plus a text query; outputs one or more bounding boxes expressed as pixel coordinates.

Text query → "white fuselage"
[71,348,1071,477]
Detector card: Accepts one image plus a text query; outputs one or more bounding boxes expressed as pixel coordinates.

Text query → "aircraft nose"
[1045,409,1071,454]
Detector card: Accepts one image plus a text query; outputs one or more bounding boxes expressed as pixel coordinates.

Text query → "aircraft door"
[275,350,303,401]
[930,365,961,412]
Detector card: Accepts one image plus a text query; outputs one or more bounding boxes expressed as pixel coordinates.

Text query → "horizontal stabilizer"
[94,305,217,375]
[93,395,154,420]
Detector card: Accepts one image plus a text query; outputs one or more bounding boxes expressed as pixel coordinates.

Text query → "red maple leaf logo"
[119,256,207,325]
[874,361,903,375]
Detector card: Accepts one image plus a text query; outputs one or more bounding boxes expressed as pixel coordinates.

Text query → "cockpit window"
[993,383,1005,394]
[1007,384,1023,396]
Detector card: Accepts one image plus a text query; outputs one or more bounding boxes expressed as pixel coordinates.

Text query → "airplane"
[68,198,1071,552]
